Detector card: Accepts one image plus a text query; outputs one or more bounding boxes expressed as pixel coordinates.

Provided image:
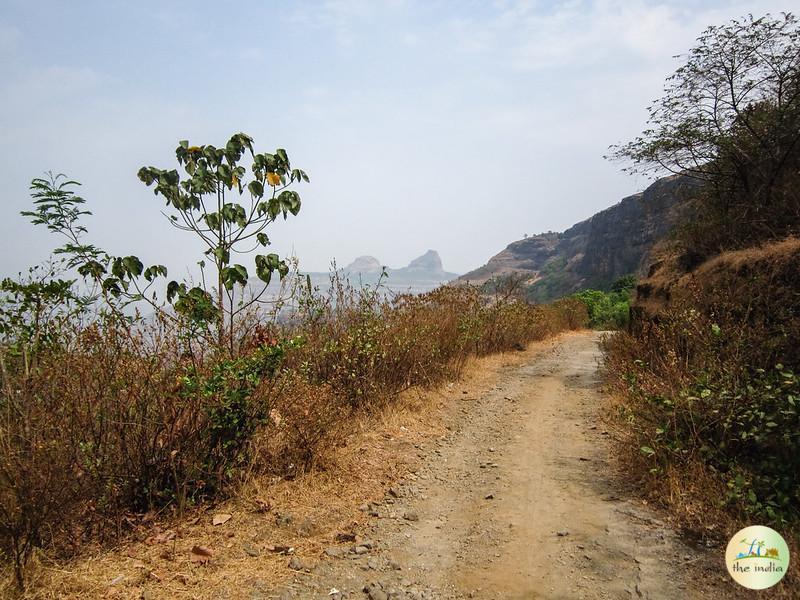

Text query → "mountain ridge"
[460,174,698,302]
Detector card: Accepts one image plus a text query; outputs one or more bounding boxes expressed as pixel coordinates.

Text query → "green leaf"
[277,260,289,279]
[204,212,221,230]
[143,264,165,282]
[248,180,264,198]
[166,280,181,302]
[255,254,272,285]
[276,148,289,167]
[102,277,122,296]
[78,260,106,279]
[222,264,248,290]
[211,246,230,264]
[122,255,144,278]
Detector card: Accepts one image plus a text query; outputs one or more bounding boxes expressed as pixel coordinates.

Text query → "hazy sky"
[0,0,790,277]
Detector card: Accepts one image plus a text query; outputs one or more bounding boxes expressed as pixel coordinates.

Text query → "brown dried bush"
[0,275,586,590]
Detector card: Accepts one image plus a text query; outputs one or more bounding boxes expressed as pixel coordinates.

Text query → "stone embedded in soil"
[287,556,307,571]
[557,530,569,537]
[403,511,419,521]
[243,544,260,557]
[363,582,389,600]
[325,547,345,558]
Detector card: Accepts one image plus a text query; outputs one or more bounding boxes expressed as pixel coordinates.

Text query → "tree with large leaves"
[138,133,308,353]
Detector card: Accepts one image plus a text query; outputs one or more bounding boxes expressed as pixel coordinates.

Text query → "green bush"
[572,276,635,329]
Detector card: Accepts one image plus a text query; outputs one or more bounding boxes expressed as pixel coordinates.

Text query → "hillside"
[460,175,698,302]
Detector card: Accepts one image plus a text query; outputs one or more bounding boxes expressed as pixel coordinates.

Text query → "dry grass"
[0,274,587,595]
[604,236,800,597]
[604,390,799,598]
[12,343,543,599]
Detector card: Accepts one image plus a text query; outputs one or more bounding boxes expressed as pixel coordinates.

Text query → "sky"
[0,0,791,278]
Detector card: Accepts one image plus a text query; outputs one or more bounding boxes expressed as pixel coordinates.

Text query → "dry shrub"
[604,239,800,588]
[286,279,587,409]
[253,374,349,476]
[0,317,287,589]
[0,276,586,591]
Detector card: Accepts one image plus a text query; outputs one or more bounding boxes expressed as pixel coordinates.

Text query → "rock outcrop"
[344,255,382,274]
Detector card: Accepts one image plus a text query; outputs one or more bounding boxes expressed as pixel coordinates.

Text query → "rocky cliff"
[460,175,698,302]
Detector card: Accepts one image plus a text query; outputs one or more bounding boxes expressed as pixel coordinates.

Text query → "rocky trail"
[273,332,734,600]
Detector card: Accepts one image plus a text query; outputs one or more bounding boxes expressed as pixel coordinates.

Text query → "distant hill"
[332,249,460,293]
[460,175,698,302]
[251,250,459,297]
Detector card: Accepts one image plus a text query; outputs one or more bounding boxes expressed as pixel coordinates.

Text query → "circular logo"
[725,525,790,589]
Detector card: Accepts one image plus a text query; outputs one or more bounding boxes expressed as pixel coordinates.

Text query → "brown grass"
[603,236,800,597]
[0,276,587,594]
[12,343,543,599]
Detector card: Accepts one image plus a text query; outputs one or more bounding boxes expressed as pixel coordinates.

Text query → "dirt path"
[275,332,727,600]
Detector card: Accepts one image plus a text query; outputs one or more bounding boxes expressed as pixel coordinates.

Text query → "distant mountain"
[343,256,382,274]
[460,175,698,302]
[405,249,444,273]
[335,249,459,292]
[251,250,459,297]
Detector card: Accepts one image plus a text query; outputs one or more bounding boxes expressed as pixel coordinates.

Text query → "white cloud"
[443,0,788,72]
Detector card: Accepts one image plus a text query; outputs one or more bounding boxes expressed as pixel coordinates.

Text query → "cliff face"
[460,175,697,302]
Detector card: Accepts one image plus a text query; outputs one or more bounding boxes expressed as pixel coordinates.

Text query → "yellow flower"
[266,172,281,186]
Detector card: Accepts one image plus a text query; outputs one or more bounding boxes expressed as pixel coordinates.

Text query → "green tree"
[20,173,165,319]
[138,133,308,353]
[611,14,800,255]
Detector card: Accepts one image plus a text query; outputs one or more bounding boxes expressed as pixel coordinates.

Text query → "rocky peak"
[406,250,443,273]
[344,255,382,273]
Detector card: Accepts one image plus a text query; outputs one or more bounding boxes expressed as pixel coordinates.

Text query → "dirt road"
[275,331,730,600]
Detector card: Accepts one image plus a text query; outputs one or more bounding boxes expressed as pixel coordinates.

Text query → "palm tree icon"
[742,538,766,556]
